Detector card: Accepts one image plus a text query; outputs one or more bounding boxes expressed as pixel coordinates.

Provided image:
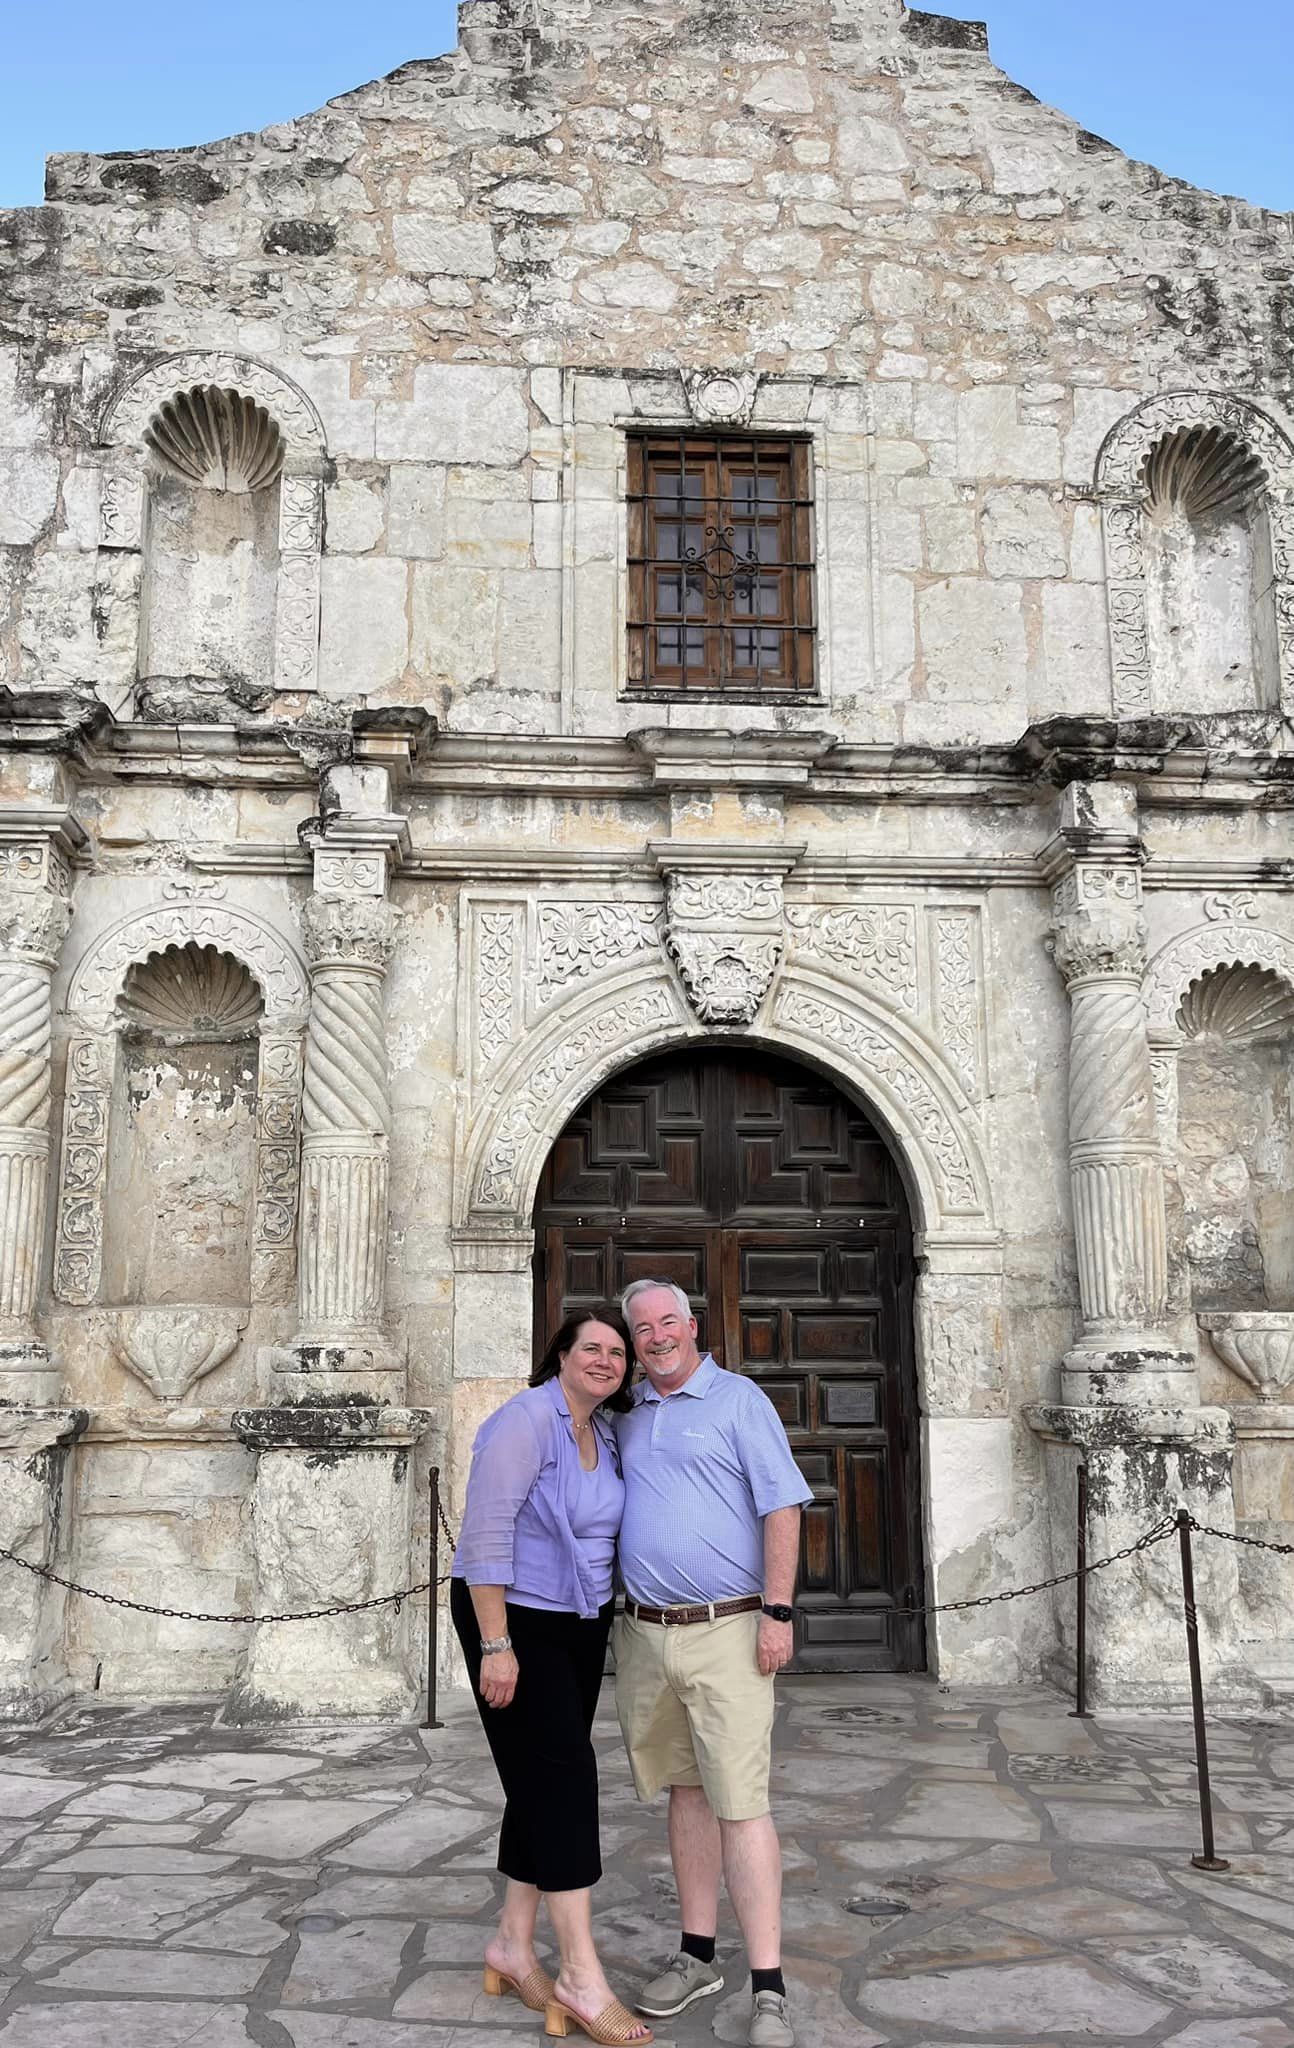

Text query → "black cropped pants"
[451,1577,614,1894]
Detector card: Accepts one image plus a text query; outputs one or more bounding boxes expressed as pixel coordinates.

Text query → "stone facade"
[2,0,1294,1716]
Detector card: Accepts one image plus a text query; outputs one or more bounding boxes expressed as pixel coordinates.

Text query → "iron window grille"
[627,434,816,693]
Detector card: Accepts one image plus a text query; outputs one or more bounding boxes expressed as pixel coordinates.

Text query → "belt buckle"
[662,1608,681,1627]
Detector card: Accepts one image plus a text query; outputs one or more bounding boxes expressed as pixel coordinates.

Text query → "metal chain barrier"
[884,1510,1181,1620]
[3,1479,1278,1877]
[0,1538,451,1626]
[0,1505,1183,1627]
[1184,1517,1294,1557]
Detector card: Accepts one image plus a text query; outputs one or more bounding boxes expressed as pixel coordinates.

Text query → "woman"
[451,1305,652,2047]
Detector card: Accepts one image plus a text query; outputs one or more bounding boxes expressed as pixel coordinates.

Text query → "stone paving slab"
[0,1678,1291,2046]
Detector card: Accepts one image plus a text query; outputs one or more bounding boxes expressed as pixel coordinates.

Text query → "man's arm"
[757,1504,801,1677]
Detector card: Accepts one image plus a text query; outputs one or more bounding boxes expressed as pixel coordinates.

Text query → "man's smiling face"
[629,1284,702,1394]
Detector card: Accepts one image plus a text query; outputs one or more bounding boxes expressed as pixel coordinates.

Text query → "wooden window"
[627,435,816,693]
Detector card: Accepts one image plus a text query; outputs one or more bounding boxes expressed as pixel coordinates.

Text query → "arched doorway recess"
[534,1046,925,1673]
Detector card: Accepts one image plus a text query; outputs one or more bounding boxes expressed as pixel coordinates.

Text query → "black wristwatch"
[761,1602,794,1623]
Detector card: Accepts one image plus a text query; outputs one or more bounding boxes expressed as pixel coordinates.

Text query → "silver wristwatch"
[480,1634,512,1656]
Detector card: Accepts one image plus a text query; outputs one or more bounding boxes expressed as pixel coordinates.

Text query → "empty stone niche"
[1141,426,1278,714]
[1170,962,1294,1326]
[139,386,284,695]
[104,943,264,1316]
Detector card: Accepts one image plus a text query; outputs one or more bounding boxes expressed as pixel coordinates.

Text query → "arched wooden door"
[534,1048,926,1673]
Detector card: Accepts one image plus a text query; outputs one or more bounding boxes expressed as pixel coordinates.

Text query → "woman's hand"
[480,1648,519,1709]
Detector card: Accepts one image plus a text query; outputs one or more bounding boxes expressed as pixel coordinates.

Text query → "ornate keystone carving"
[660,865,789,1027]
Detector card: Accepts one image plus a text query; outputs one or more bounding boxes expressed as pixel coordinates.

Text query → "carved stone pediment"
[652,843,801,1027]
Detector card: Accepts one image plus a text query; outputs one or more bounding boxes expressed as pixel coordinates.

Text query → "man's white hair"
[620,1277,694,1327]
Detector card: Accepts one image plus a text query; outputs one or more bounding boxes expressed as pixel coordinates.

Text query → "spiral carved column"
[0,829,86,1722]
[295,892,400,1353]
[1027,785,1242,1707]
[238,846,426,1721]
[1044,786,1194,1405]
[0,872,71,1382]
[1060,958,1168,1338]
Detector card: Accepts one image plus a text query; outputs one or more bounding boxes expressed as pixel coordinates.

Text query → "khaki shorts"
[614,1609,775,1822]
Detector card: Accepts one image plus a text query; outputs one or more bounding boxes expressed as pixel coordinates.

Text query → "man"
[614,1277,812,2048]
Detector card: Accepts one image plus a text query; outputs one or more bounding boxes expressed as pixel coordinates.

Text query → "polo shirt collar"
[636,1352,719,1405]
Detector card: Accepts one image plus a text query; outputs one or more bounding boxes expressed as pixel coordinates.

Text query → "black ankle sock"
[680,1933,716,1965]
[751,1968,785,1998]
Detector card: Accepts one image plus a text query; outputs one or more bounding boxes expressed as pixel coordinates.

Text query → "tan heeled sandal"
[483,1963,557,2012]
[544,1995,654,2043]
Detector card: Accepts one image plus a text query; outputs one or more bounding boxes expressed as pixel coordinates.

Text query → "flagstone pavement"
[1,1676,1292,2047]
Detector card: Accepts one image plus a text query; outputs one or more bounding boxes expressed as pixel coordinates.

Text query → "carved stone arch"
[100,352,327,469]
[66,902,308,1026]
[95,352,328,695]
[1094,393,1294,718]
[458,961,994,1245]
[53,902,308,1306]
[1144,921,1294,1037]
[1096,392,1294,499]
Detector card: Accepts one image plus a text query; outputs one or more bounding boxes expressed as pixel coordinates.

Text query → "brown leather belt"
[624,1595,762,1627]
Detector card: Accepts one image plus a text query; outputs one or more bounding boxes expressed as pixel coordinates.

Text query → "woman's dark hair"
[530,1304,635,1412]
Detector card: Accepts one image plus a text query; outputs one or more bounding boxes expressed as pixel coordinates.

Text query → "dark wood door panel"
[535,1049,925,1675]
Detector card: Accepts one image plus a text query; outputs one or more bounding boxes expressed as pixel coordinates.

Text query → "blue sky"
[3,1,1291,211]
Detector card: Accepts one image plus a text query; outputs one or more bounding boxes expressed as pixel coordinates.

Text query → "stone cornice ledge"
[0,1405,89,1453]
[648,839,806,878]
[0,805,88,861]
[1019,714,1294,811]
[630,727,831,790]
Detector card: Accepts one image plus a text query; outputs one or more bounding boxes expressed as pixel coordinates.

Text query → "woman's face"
[558,1319,628,1407]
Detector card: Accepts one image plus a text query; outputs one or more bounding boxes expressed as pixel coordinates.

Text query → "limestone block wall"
[1,0,1293,1712]
[3,0,1294,743]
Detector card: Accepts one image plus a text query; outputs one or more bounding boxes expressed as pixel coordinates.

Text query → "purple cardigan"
[452,1377,621,1620]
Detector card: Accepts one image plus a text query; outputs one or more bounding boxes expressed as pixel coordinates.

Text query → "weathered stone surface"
[860,1958,1171,2036]
[2,0,1293,1726]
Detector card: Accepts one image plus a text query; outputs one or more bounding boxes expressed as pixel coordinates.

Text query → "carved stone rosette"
[1045,794,1179,1391]
[655,846,797,1027]
[295,893,401,1349]
[0,852,72,1371]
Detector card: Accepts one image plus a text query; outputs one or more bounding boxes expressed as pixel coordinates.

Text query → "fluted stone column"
[1028,783,1248,1708]
[0,848,71,1399]
[234,774,427,1719]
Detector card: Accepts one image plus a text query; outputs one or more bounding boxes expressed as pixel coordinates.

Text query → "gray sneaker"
[636,1952,725,2018]
[748,1991,794,2048]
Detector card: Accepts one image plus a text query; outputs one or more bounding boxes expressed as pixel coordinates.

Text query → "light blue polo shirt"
[616,1354,813,1608]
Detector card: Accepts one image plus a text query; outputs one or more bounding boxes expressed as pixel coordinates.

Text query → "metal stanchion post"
[1070,1463,1089,1719]
[1175,1508,1228,1873]
[423,1466,444,1732]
